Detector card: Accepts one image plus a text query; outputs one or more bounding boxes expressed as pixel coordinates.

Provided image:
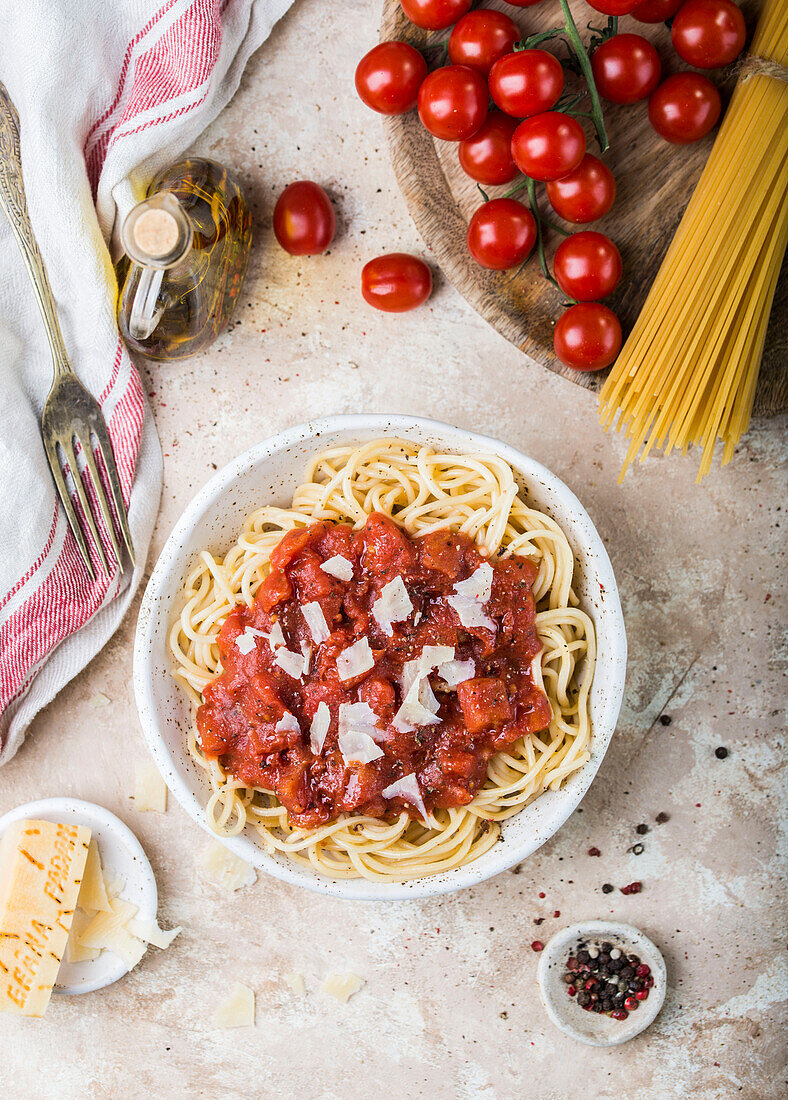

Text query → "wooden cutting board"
[380,0,786,417]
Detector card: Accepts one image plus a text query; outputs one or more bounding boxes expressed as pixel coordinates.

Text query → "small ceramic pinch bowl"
[538,919,667,1046]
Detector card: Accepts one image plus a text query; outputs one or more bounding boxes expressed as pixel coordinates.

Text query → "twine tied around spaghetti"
[736,54,788,83]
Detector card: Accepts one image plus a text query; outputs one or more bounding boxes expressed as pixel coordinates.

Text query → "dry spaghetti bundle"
[599,0,788,483]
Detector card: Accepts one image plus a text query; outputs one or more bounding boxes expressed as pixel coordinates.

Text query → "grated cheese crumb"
[133,762,168,813]
[321,972,365,1003]
[283,972,306,996]
[213,982,255,1028]
[198,841,257,892]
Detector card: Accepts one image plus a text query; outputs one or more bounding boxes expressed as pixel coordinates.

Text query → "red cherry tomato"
[591,34,662,105]
[273,182,335,255]
[448,10,520,76]
[553,231,623,300]
[648,72,721,142]
[417,65,488,141]
[400,0,472,30]
[587,0,640,13]
[458,112,519,184]
[671,0,746,69]
[489,50,565,119]
[545,154,616,223]
[631,0,684,23]
[466,198,537,269]
[554,303,622,370]
[511,112,586,182]
[361,253,433,312]
[355,42,428,116]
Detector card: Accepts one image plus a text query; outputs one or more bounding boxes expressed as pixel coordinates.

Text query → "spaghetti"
[599,0,788,482]
[169,439,595,882]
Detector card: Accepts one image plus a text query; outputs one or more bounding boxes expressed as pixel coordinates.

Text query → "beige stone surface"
[1,1,786,1097]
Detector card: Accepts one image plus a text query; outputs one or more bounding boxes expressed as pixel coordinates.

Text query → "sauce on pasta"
[197,513,552,829]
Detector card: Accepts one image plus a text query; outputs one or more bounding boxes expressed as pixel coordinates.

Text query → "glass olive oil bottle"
[117,158,251,361]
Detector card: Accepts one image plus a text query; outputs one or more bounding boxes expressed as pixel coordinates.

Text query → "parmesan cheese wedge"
[0,819,91,1017]
[133,762,168,813]
[213,982,255,1028]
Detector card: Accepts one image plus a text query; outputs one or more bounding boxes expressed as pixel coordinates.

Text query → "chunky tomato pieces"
[197,514,550,829]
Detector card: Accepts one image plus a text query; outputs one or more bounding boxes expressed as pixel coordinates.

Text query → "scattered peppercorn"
[659,715,672,726]
[632,843,645,855]
[533,917,545,925]
[562,940,652,1022]
[602,883,614,893]
[655,812,669,824]
[621,881,643,895]
[635,823,649,835]
[715,746,729,759]
[588,846,601,857]
[531,940,544,952]
[553,910,561,918]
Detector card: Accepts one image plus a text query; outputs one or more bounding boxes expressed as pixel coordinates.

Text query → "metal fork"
[0,82,133,580]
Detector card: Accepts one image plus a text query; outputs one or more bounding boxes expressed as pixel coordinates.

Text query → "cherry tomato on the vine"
[554,303,622,370]
[489,50,565,119]
[355,42,428,115]
[273,182,335,255]
[553,231,623,300]
[466,198,537,269]
[448,10,520,76]
[458,111,519,184]
[671,0,746,69]
[417,65,488,141]
[591,34,661,105]
[586,0,641,14]
[400,0,472,30]
[545,154,616,223]
[648,72,721,143]
[511,112,586,182]
[361,253,433,312]
[631,0,683,23]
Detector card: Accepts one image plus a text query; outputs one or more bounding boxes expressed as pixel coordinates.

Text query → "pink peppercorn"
[531,940,544,952]
[636,963,651,977]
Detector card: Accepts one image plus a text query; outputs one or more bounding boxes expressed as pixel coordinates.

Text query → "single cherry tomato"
[466,198,537,269]
[489,50,565,118]
[553,231,623,300]
[631,0,684,23]
[418,65,488,141]
[448,10,520,76]
[545,154,616,223]
[400,0,472,30]
[355,42,428,115]
[511,112,586,182]
[361,253,433,312]
[273,182,335,255]
[458,111,519,184]
[554,303,622,370]
[591,34,662,105]
[671,0,746,69]
[648,72,721,142]
[587,0,640,13]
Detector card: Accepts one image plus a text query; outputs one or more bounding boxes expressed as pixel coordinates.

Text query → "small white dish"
[134,414,627,900]
[0,797,157,995]
[537,920,667,1046]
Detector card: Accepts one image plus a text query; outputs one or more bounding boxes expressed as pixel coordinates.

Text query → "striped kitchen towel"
[0,0,294,764]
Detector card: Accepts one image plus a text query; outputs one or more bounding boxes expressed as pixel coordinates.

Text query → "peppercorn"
[659,715,671,726]
[624,996,639,1011]
[636,963,651,978]
[620,966,636,980]
[602,883,614,894]
[632,843,644,855]
[621,882,643,895]
[531,940,544,952]
[636,988,649,1000]
[576,990,591,1007]
[628,954,641,966]
[635,823,649,835]
[608,957,623,973]
[655,812,669,824]
[563,973,575,984]
[715,746,728,759]
[577,950,590,965]
[587,846,601,857]
[612,1009,628,1020]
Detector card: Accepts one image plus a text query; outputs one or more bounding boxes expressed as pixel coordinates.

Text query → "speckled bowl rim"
[133,414,626,901]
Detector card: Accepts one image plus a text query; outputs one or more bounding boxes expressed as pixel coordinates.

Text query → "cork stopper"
[132,207,180,259]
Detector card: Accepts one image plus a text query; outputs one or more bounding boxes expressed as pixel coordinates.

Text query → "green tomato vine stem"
[557,0,609,154]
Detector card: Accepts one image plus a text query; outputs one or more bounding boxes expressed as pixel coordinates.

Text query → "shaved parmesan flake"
[310,702,331,754]
[338,701,385,743]
[338,730,384,766]
[97,923,147,971]
[89,691,110,708]
[418,678,440,715]
[322,973,365,1003]
[321,555,353,582]
[274,647,307,680]
[198,841,256,892]
[78,896,138,950]
[300,640,313,675]
[213,982,255,1029]
[283,972,306,995]
[447,564,496,631]
[65,909,100,964]
[133,761,167,813]
[336,637,374,682]
[372,576,413,637]
[393,696,441,733]
[235,626,267,655]
[104,871,125,900]
[268,621,286,651]
[78,838,112,913]
[419,644,456,671]
[382,773,429,821]
[437,658,476,687]
[275,711,301,736]
[126,917,182,950]
[302,601,330,644]
[413,611,422,626]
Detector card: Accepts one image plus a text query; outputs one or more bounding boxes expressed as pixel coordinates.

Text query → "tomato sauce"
[197,513,551,829]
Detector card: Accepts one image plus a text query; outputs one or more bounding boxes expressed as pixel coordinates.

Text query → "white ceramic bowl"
[133,415,626,901]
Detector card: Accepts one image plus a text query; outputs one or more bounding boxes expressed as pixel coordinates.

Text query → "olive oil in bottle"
[117,158,252,360]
